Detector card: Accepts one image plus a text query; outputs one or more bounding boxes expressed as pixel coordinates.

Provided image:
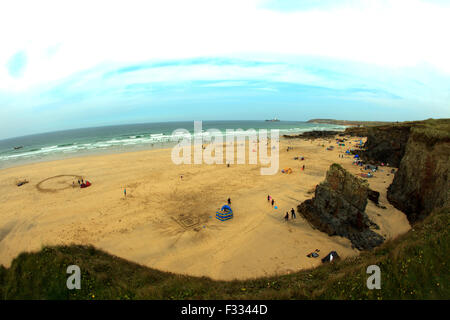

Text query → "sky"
[0,0,450,139]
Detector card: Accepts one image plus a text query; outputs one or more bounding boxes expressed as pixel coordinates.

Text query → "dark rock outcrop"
[359,124,413,167]
[298,164,384,250]
[387,125,450,223]
[344,126,369,137]
[283,130,340,139]
[368,189,380,205]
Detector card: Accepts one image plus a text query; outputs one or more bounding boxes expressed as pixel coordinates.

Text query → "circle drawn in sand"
[36,175,83,193]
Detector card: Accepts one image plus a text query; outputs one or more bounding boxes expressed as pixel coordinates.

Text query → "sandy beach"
[0,135,410,280]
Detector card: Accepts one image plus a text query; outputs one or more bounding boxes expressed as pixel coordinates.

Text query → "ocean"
[0,120,345,169]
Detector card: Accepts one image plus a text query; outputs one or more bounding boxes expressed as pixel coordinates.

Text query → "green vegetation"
[0,207,448,300]
[307,119,393,126]
[315,118,450,141]
[411,118,450,145]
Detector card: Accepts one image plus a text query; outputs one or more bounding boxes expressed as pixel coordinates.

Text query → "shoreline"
[0,122,346,171]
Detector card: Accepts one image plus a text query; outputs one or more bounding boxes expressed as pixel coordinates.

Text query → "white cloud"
[0,0,449,92]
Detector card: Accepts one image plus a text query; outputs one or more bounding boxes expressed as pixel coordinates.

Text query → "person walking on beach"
[124,188,126,197]
[285,212,289,221]
[271,199,275,207]
[291,208,296,219]
[302,165,305,171]
[267,195,271,202]
[227,197,231,205]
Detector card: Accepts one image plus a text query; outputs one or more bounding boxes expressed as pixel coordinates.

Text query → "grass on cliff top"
[307,119,393,127]
[411,118,450,144]
[0,207,448,300]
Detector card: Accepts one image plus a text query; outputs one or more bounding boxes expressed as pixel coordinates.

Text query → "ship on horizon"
[265,117,280,122]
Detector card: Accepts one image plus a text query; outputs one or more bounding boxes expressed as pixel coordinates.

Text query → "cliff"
[298,164,384,250]
[343,126,369,137]
[387,121,450,223]
[359,124,413,167]
[353,118,449,224]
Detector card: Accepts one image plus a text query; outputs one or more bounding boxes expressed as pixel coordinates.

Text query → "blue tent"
[221,205,232,211]
[216,205,233,221]
[354,154,359,158]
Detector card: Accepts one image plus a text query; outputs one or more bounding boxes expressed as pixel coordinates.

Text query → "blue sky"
[0,0,449,139]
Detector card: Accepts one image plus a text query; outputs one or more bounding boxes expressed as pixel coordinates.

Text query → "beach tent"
[221,205,232,211]
[216,205,233,221]
[321,251,340,263]
[354,154,359,159]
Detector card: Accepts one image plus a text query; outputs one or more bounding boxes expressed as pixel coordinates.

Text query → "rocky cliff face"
[345,119,449,224]
[360,124,412,167]
[343,126,369,137]
[298,164,384,250]
[387,126,450,223]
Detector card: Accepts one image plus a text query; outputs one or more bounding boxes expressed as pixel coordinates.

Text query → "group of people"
[267,195,296,221]
[73,178,91,189]
[268,194,275,206]
[285,208,296,221]
[220,195,298,222]
[73,179,85,187]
